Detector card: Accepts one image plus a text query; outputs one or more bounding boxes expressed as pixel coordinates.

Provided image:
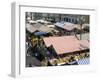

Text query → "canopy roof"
[26,24,37,33]
[28,20,37,24]
[82,23,89,29]
[34,31,47,36]
[26,23,54,33]
[77,58,90,65]
[55,22,75,31]
[38,25,53,33]
[43,36,89,55]
[36,19,51,24]
[68,58,90,65]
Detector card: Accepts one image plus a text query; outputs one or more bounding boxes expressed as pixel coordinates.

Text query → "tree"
[77,16,85,40]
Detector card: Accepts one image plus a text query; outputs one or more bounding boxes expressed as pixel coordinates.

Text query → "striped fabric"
[77,58,90,65]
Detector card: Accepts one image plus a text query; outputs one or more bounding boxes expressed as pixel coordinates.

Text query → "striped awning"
[68,58,90,65]
[77,58,90,65]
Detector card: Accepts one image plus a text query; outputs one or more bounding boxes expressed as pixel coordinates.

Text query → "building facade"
[26,12,89,24]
